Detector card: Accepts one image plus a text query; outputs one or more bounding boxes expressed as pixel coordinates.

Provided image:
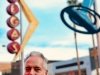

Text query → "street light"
[67,0,78,5]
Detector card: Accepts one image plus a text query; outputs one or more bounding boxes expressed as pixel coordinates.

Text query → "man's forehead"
[25,56,45,69]
[26,56,44,63]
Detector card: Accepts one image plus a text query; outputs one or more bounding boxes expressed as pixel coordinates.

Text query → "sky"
[0,0,100,62]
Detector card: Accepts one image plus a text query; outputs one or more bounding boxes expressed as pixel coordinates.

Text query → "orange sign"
[7,42,20,54]
[7,0,18,3]
[7,29,20,41]
[7,4,19,15]
[7,0,20,54]
[7,16,19,28]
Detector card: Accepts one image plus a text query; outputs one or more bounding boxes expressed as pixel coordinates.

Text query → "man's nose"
[30,68,36,75]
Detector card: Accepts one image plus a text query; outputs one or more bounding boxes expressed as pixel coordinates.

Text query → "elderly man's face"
[25,56,47,75]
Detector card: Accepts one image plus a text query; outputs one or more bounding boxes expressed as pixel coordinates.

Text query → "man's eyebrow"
[26,66,31,67]
[34,66,41,68]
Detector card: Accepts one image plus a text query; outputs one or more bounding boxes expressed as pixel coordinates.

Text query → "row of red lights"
[7,0,20,54]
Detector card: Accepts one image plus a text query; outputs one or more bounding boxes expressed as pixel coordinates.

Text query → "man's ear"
[46,70,48,75]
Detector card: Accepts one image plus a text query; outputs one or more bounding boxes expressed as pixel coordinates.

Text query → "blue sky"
[0,0,98,61]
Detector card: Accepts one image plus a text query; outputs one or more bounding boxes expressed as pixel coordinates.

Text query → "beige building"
[0,61,21,75]
[0,47,100,75]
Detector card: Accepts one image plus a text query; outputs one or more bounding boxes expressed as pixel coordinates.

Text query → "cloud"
[0,45,14,62]
[25,0,66,10]
[24,46,89,60]
[76,33,97,47]
[0,53,14,62]
[0,44,89,62]
[27,33,96,49]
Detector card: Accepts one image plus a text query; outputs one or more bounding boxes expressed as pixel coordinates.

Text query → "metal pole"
[94,55,100,75]
[20,5,24,75]
[89,6,99,75]
[91,35,95,47]
[74,26,81,75]
[95,0,100,74]
[93,1,100,74]
[67,0,81,75]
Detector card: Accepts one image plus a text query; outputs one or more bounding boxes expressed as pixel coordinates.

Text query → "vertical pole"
[74,27,81,75]
[20,6,24,75]
[89,8,99,75]
[93,1,100,74]
[91,35,95,47]
[94,55,100,75]
[67,0,81,75]
[95,0,100,73]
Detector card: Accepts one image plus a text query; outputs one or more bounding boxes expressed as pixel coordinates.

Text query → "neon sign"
[60,0,100,34]
[7,0,20,54]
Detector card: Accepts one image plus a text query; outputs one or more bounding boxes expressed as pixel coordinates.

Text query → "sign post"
[95,0,100,72]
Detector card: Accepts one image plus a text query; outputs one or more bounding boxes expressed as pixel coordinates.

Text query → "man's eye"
[35,68,41,72]
[26,67,31,71]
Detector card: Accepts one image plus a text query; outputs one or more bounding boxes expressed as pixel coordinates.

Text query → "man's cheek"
[42,71,47,75]
[25,72,30,75]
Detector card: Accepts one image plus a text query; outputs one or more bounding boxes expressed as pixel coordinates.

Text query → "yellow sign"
[13,0,38,61]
